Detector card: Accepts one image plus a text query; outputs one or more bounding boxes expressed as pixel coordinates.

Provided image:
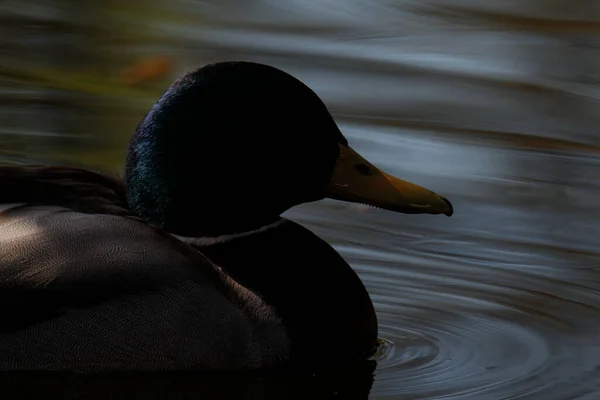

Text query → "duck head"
[126,61,452,236]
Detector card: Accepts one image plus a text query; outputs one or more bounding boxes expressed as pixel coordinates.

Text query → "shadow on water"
[2,0,600,399]
[1,362,376,399]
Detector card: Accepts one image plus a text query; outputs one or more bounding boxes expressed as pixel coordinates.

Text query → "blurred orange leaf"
[121,56,173,86]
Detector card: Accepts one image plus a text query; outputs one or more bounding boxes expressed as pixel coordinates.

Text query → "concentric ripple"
[372,295,551,398]
[361,254,600,399]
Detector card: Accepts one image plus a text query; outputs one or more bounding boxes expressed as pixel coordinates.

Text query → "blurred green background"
[2,0,600,170]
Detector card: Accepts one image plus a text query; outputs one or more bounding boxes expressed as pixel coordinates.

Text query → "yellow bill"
[326,144,453,216]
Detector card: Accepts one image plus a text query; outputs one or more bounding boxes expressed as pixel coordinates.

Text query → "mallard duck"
[0,61,452,371]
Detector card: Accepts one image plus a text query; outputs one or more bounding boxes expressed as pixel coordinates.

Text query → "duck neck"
[169,212,283,239]
[172,218,286,248]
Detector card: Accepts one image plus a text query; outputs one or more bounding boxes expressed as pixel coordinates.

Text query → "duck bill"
[326,144,453,216]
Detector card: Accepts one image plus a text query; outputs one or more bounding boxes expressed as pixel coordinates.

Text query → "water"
[2,1,600,398]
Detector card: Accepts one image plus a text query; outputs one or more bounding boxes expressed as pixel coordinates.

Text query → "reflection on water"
[2,0,600,398]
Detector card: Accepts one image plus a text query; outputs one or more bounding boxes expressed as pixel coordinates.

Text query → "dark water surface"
[2,1,600,399]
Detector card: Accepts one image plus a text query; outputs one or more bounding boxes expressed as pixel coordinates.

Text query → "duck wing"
[0,166,288,371]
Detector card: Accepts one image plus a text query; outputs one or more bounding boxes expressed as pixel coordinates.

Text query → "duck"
[0,61,452,372]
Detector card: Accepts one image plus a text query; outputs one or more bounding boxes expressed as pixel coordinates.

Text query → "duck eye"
[354,163,373,176]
